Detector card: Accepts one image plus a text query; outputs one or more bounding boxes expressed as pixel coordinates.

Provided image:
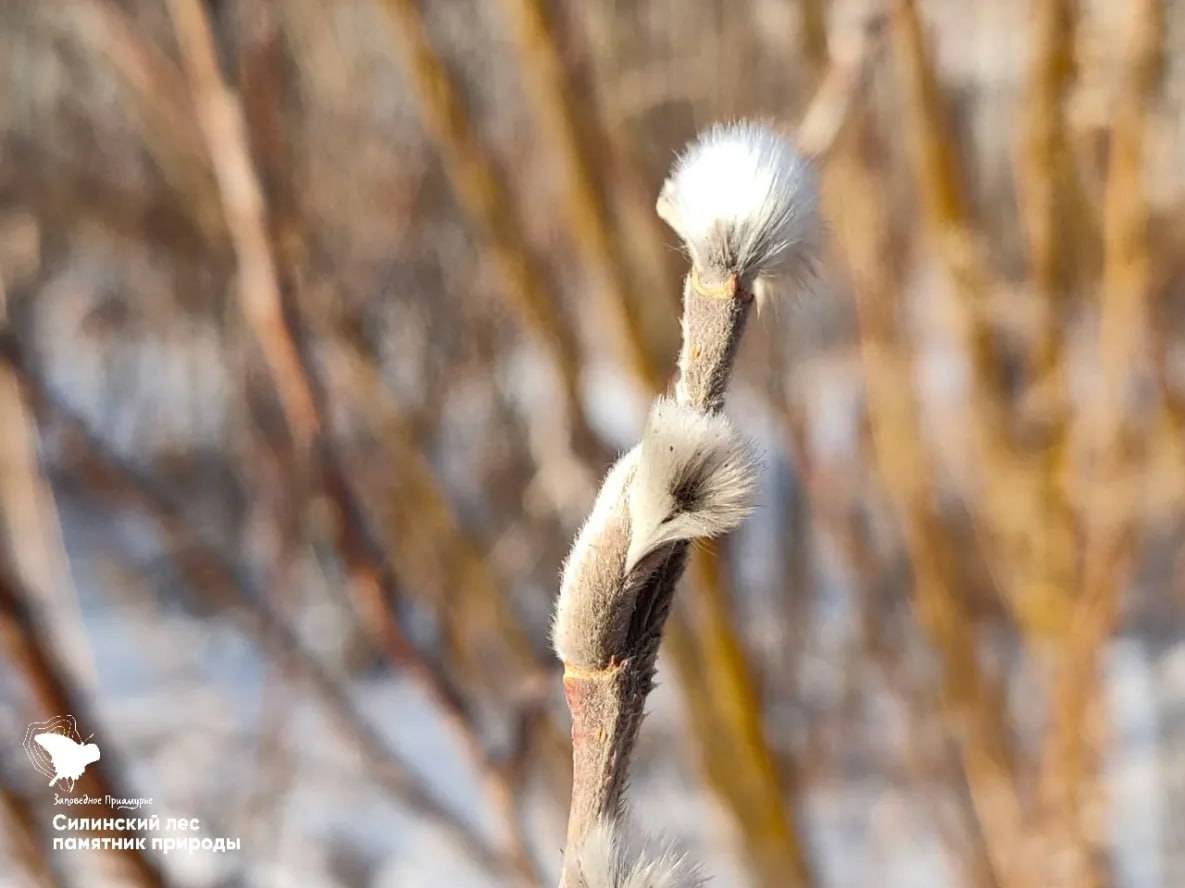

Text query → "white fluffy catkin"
[574,819,704,888]
[626,397,756,572]
[657,120,818,302]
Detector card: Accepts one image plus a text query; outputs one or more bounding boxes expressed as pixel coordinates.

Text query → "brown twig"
[0,777,58,888]
[495,0,664,392]
[78,0,225,245]
[799,0,830,82]
[889,0,1074,644]
[162,3,544,880]
[0,335,508,873]
[770,375,1001,888]
[1017,0,1081,314]
[378,0,596,464]
[1041,2,1164,885]
[833,106,1030,887]
[1011,0,1086,653]
[0,561,168,888]
[685,552,814,887]
[165,0,319,453]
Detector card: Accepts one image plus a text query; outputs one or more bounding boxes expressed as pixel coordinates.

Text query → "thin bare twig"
[1042,3,1164,885]
[378,0,596,464]
[833,107,1030,887]
[0,334,507,873]
[496,0,664,391]
[890,0,1073,643]
[0,561,167,888]
[0,777,58,888]
[163,2,544,880]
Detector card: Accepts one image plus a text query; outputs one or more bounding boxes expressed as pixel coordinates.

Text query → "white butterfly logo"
[22,716,101,792]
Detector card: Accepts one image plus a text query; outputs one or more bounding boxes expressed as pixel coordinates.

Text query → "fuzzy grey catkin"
[571,819,705,888]
[553,449,639,670]
[625,398,756,573]
[553,399,755,668]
